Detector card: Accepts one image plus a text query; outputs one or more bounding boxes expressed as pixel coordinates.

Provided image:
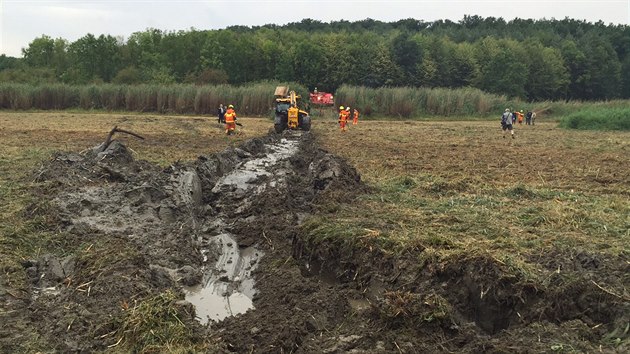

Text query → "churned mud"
[1,127,627,353]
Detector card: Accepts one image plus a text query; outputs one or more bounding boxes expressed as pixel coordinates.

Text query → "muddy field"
[1,112,628,353]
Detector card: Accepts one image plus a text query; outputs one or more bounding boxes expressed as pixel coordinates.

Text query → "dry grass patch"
[311,119,629,262]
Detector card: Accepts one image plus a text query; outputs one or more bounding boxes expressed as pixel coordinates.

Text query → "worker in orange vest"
[338,106,349,132]
[352,107,359,125]
[516,110,524,125]
[224,104,237,135]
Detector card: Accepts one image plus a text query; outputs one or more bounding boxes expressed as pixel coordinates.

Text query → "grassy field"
[1,112,628,351]
[2,111,629,281]
[309,119,629,259]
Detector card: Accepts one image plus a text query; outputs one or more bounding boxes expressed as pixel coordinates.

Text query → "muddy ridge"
[1,130,627,353]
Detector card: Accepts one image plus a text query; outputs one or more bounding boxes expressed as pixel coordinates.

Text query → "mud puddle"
[185,135,301,324]
[211,137,299,197]
[184,233,263,324]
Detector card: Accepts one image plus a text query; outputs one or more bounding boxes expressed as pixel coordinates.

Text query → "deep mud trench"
[2,130,627,353]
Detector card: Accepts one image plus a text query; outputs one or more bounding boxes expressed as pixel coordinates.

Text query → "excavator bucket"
[274,86,289,97]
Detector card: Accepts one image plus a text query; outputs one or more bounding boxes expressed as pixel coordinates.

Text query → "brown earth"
[0,114,628,353]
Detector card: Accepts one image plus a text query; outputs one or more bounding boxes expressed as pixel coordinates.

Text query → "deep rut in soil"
[184,137,300,323]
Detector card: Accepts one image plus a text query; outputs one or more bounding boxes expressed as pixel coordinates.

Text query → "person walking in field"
[352,107,359,125]
[501,108,515,139]
[531,111,537,125]
[525,110,533,125]
[224,104,237,135]
[511,108,516,124]
[338,105,350,132]
[516,110,524,125]
[218,104,226,123]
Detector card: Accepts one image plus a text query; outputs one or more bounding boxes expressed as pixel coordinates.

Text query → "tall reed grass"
[335,85,522,118]
[335,85,630,120]
[0,82,307,116]
[3,82,629,121]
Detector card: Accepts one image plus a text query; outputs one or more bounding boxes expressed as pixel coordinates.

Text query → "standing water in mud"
[184,137,300,324]
[183,233,263,324]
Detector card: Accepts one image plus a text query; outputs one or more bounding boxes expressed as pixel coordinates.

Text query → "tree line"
[1,16,628,101]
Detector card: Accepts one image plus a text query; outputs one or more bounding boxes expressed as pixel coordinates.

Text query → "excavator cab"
[274,86,311,133]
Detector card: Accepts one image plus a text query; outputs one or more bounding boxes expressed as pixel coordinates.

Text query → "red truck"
[309,89,334,106]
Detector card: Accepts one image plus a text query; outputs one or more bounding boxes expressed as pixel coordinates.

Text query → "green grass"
[559,107,630,131]
[305,173,629,265]
[112,290,211,353]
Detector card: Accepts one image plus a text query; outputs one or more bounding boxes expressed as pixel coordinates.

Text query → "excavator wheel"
[274,114,287,133]
[300,115,311,131]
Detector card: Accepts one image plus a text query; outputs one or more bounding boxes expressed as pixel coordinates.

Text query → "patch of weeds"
[73,237,143,282]
[416,247,441,269]
[423,233,454,248]
[0,183,63,288]
[550,343,576,352]
[479,227,506,240]
[517,206,548,227]
[602,321,629,348]
[113,290,207,353]
[378,291,455,328]
[389,175,418,192]
[365,176,419,204]
[301,214,407,256]
[499,254,538,282]
[506,184,538,199]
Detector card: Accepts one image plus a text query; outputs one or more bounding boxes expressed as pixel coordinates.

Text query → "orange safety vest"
[353,110,359,120]
[224,108,236,123]
[339,110,349,121]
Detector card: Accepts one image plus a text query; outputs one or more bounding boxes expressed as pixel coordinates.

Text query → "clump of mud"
[4,131,367,352]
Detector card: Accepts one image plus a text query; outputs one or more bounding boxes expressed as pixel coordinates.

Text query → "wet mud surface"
[1,129,628,353]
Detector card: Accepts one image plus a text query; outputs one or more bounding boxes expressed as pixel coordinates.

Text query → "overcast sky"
[1,0,628,57]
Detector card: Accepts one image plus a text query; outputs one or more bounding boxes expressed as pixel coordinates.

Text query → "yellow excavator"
[274,86,311,133]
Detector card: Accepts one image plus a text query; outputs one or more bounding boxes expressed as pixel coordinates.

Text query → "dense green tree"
[292,41,325,90]
[450,42,480,87]
[4,17,630,100]
[475,38,529,98]
[560,39,588,99]
[578,32,622,99]
[67,34,121,82]
[523,40,569,100]
[161,30,205,81]
[22,35,55,67]
[112,66,142,84]
[125,29,166,79]
[391,31,422,86]
[0,54,19,71]
[621,56,630,98]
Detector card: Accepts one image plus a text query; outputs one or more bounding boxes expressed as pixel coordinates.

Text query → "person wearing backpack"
[501,108,515,139]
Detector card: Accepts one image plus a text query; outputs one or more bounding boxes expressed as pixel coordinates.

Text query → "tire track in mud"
[184,136,300,324]
[13,129,367,352]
